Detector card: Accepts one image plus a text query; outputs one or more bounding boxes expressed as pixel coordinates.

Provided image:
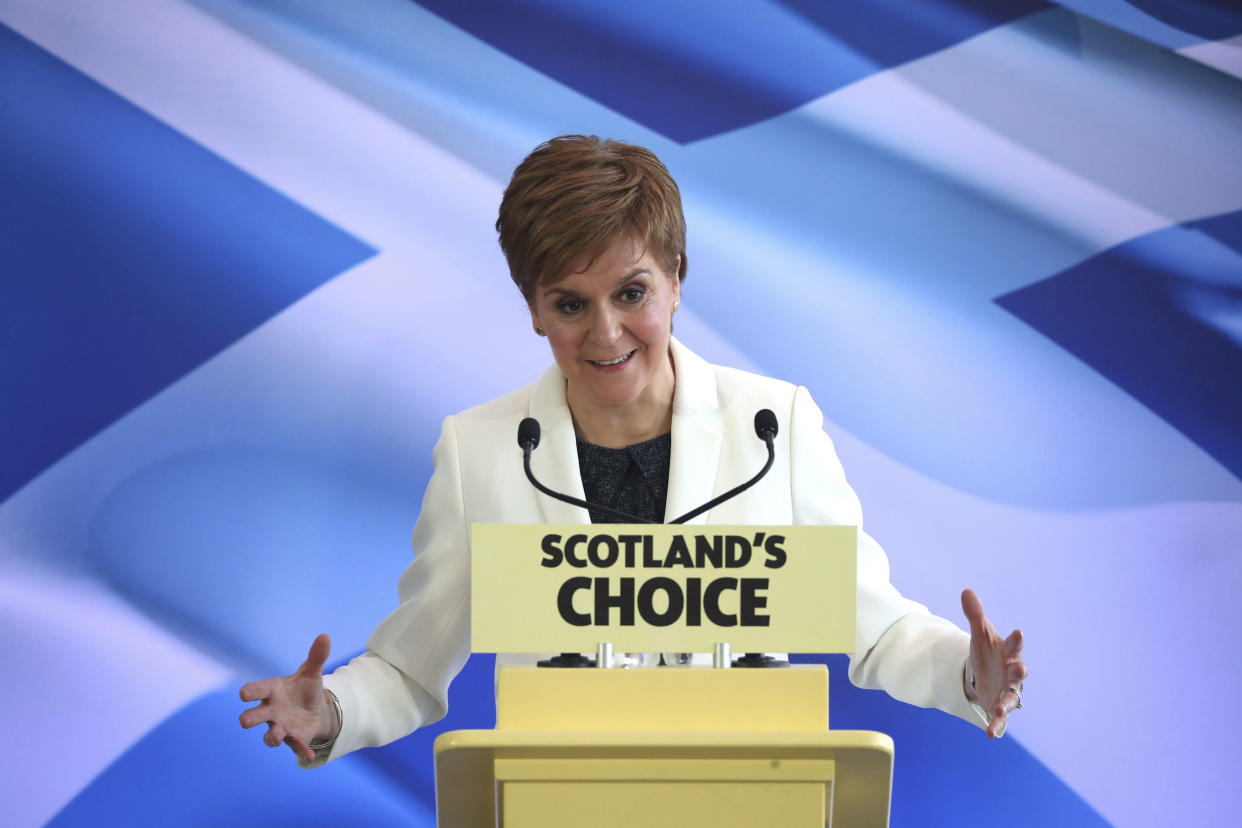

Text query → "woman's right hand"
[239,633,337,763]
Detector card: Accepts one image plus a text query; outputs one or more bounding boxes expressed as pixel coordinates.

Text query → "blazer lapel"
[527,361,591,525]
[664,339,724,525]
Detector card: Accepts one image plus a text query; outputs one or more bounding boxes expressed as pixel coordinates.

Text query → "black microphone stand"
[520,419,651,667]
[679,414,789,668]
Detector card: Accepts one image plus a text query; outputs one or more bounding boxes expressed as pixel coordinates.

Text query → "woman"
[239,135,1027,766]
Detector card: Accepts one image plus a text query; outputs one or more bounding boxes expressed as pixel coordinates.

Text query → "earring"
[535,325,545,336]
[672,301,680,313]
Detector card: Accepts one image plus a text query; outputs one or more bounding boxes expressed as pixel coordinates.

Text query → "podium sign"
[471,524,856,653]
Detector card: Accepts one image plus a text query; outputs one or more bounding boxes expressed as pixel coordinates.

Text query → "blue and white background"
[3,1,1240,825]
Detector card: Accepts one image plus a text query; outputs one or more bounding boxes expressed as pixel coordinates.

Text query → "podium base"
[732,652,790,668]
[536,652,596,668]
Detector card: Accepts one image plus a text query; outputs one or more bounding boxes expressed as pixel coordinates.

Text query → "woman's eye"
[557,298,583,314]
[620,287,645,303]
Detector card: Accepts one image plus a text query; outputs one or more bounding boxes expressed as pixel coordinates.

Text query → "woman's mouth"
[588,351,635,367]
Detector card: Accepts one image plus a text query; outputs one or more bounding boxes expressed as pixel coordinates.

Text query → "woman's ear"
[530,308,545,337]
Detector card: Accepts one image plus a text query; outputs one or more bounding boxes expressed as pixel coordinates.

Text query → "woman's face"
[530,236,681,422]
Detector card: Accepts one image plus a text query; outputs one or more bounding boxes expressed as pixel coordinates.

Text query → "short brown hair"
[497,135,687,302]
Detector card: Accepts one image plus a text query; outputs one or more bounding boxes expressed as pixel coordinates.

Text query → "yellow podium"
[434,666,893,827]
[439,524,888,825]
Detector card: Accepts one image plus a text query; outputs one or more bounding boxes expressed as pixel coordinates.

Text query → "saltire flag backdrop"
[2,1,1240,826]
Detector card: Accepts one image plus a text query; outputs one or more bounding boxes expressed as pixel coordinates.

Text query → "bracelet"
[964,656,1023,734]
[308,688,343,751]
[964,657,990,727]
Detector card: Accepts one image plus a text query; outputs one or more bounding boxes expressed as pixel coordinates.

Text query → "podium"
[438,523,889,825]
[435,666,893,827]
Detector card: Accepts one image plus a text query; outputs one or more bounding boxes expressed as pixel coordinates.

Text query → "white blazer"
[319,340,977,764]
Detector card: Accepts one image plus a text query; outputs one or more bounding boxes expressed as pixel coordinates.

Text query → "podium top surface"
[496,664,833,731]
[435,728,893,754]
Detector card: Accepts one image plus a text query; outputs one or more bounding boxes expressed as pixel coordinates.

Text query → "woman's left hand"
[961,588,1027,738]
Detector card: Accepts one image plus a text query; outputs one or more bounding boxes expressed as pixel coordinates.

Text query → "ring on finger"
[1002,686,1022,709]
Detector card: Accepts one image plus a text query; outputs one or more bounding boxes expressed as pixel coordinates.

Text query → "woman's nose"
[589,306,622,344]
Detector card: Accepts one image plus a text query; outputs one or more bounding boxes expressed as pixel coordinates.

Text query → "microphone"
[668,408,777,524]
[518,417,541,452]
[518,418,654,524]
[754,408,778,442]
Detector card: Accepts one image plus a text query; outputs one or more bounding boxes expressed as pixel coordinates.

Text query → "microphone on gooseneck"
[732,408,789,669]
[517,417,654,524]
[518,416,650,670]
[667,408,778,524]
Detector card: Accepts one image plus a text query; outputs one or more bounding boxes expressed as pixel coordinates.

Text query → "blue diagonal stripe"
[1124,0,1242,40]
[412,0,1050,143]
[997,210,1242,481]
[0,24,375,504]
